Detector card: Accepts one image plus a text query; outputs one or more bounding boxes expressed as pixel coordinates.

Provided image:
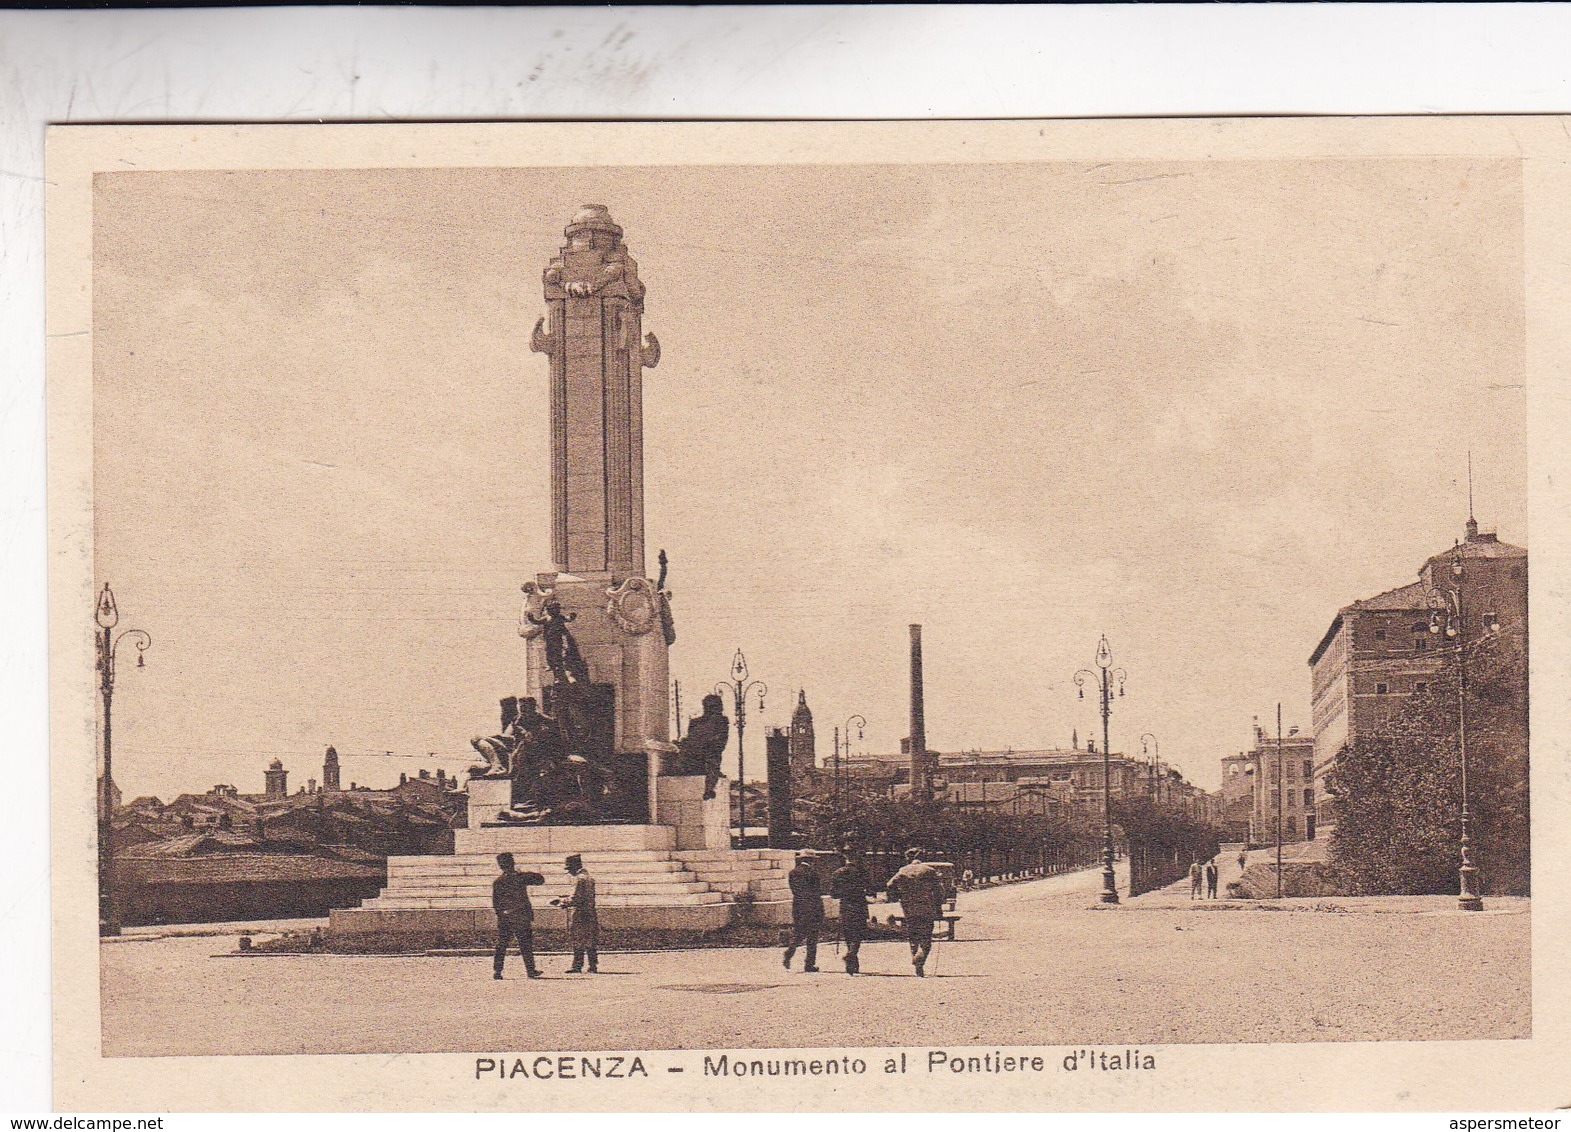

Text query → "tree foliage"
[795,783,1103,872]
[1112,796,1224,896]
[1328,631,1529,895]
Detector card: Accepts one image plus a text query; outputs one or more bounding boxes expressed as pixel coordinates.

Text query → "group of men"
[491,846,950,980]
[783,847,947,978]
[1188,856,1221,900]
[492,851,600,978]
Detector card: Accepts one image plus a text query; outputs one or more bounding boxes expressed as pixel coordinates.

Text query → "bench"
[889,913,962,940]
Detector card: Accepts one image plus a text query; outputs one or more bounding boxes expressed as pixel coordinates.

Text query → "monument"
[331,207,794,937]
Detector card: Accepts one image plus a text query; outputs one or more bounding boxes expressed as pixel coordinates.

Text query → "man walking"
[1205,858,1219,900]
[492,852,545,979]
[558,853,599,973]
[1188,859,1203,900]
[885,848,944,978]
[829,847,872,976]
[782,850,824,972]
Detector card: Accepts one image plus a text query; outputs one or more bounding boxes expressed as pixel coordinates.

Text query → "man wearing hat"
[492,852,546,979]
[782,850,824,972]
[829,846,873,976]
[556,853,599,973]
[885,848,945,977]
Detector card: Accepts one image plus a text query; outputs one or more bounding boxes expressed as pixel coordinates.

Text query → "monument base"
[333,775,795,938]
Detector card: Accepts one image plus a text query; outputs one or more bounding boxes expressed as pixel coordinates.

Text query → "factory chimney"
[909,623,931,803]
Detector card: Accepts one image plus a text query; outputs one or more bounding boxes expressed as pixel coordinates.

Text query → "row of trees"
[797,788,1106,884]
[1328,631,1529,896]
[793,784,1224,897]
[1113,796,1224,896]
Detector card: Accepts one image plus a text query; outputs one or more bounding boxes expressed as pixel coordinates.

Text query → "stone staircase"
[331,847,795,936]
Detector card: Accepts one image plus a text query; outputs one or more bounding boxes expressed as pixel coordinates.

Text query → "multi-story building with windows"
[1308,516,1528,826]
[1241,722,1318,845]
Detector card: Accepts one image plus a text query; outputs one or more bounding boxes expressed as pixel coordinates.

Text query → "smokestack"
[909,623,931,803]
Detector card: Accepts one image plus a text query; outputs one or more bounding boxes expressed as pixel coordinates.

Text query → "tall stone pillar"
[531,204,661,577]
[507,206,674,811]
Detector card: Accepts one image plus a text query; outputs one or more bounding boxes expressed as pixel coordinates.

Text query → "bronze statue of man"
[679,693,731,800]
[508,697,561,808]
[528,599,592,686]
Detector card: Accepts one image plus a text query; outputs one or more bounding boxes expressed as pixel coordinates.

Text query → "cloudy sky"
[92,156,1525,800]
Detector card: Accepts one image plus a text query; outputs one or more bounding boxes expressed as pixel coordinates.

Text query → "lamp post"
[95,584,151,937]
[1076,635,1127,905]
[1140,733,1160,802]
[717,649,766,846]
[834,714,865,824]
[1430,542,1497,912]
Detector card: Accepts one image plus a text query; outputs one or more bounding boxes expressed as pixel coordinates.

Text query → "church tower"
[789,690,817,774]
[321,745,341,792]
[264,758,288,800]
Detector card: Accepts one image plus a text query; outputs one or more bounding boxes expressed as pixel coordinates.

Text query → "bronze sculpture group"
[470,586,729,824]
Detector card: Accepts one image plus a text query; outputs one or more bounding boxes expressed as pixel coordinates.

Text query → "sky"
[91,157,1527,801]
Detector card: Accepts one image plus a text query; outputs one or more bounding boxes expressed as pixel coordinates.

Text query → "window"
[1303,788,1314,808]
[1303,759,1314,779]
[1287,791,1296,808]
[1415,638,1427,653]
[1374,629,1387,641]
[1415,682,1428,694]
[1287,817,1298,836]
[1376,682,1389,695]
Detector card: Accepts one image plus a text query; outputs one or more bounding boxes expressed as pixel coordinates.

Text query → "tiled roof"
[1349,580,1434,612]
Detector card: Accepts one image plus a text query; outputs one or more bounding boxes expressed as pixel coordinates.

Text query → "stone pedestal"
[525,572,669,766]
[466,775,512,831]
[654,775,732,850]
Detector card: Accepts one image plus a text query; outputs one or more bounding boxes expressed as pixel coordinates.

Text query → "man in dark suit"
[782,851,824,972]
[830,847,872,976]
[492,852,546,979]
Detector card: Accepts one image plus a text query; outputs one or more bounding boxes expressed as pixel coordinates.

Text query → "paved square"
[101,866,1530,1057]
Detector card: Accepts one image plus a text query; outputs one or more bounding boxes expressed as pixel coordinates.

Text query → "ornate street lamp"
[95,584,151,937]
[833,714,866,824]
[717,649,766,846]
[1076,635,1127,905]
[1140,733,1160,802]
[1429,543,1499,912]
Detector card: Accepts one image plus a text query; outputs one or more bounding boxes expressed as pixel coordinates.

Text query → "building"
[1309,516,1528,823]
[1242,721,1317,845]
[1219,752,1255,842]
[788,690,817,776]
[264,758,289,800]
[845,740,1213,815]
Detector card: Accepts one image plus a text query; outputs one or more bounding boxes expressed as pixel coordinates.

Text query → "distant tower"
[322,746,341,792]
[264,759,288,800]
[789,690,817,774]
[909,624,932,803]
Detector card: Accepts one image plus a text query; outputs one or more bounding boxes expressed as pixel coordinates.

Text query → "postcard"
[46,117,1571,1111]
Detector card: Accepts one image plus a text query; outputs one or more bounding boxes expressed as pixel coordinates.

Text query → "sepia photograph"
[44,118,1569,1112]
